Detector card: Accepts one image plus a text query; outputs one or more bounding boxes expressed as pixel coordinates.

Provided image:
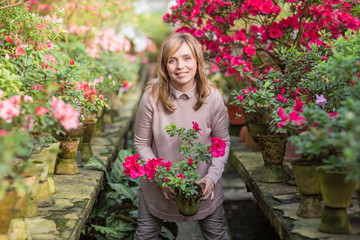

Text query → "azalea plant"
[123,122,226,197]
[165,0,360,76]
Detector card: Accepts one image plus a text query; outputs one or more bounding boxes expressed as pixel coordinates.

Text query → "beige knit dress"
[134,83,230,222]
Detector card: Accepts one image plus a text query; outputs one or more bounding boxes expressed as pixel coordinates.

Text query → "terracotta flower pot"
[66,125,86,149]
[258,134,287,183]
[227,104,246,125]
[174,183,203,216]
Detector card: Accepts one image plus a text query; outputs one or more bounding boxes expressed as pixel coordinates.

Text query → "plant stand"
[55,158,79,175]
[80,143,93,163]
[297,194,322,218]
[261,163,285,183]
[319,207,352,233]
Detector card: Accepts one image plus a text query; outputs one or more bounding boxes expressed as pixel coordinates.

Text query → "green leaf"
[91,225,118,235]
[85,156,107,172]
[108,182,134,201]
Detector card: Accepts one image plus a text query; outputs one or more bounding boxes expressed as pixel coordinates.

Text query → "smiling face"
[166,43,197,92]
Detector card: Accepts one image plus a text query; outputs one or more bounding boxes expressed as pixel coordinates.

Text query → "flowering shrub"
[123,122,226,197]
[164,0,360,77]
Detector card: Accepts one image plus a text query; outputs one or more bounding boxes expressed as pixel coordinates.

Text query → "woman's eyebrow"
[169,54,192,59]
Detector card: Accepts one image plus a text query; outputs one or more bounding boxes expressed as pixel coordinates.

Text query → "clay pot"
[258,134,287,183]
[81,119,97,144]
[59,138,80,159]
[174,183,203,216]
[55,158,79,175]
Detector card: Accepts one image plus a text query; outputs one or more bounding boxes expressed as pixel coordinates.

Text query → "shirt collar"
[170,82,197,99]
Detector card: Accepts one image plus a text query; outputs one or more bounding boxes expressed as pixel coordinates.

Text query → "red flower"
[69,59,75,66]
[5,36,14,43]
[123,154,145,179]
[35,106,48,115]
[159,161,172,171]
[188,158,193,166]
[192,121,202,136]
[209,137,226,158]
[177,173,186,179]
[144,157,163,180]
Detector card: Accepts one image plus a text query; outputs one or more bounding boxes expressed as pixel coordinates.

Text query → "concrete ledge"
[229,136,360,240]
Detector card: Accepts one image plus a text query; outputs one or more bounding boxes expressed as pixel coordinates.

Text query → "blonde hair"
[146,32,213,113]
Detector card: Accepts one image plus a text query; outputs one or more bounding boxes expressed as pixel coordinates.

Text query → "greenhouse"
[0,1,360,240]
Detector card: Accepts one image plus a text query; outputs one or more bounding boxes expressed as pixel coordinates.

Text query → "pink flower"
[35,106,48,115]
[99,94,105,100]
[321,56,327,61]
[237,95,244,101]
[328,112,339,118]
[194,29,204,37]
[45,54,57,65]
[293,99,304,112]
[51,96,79,130]
[276,94,283,102]
[164,177,169,182]
[15,45,27,56]
[209,137,226,158]
[188,158,193,166]
[0,129,7,136]
[145,157,163,180]
[47,41,54,50]
[177,173,186,179]
[243,45,256,57]
[289,111,305,126]
[277,107,287,121]
[192,121,202,136]
[23,95,33,102]
[123,154,145,179]
[0,90,3,99]
[269,23,283,38]
[159,160,172,171]
[69,59,75,66]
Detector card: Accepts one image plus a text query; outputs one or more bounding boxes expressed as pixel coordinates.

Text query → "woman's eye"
[185,56,191,60]
[168,59,174,64]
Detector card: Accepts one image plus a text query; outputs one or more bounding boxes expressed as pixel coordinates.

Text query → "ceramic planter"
[66,125,86,149]
[81,118,97,144]
[248,123,269,143]
[175,183,203,216]
[258,134,287,183]
[59,138,80,159]
[318,167,355,234]
[80,142,93,163]
[291,160,323,218]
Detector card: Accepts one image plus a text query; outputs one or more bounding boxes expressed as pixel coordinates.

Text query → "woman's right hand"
[161,186,174,201]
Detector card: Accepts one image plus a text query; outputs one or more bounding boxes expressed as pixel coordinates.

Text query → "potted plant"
[122,122,226,216]
[0,128,33,233]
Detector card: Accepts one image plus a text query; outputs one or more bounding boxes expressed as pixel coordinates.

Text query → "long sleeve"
[204,90,230,185]
[134,92,156,163]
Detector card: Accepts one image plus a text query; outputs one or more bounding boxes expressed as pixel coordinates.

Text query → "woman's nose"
[177,60,184,69]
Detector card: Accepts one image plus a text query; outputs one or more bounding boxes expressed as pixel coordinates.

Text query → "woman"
[134,32,230,240]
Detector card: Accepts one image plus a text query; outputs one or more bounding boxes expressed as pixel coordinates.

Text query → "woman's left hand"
[198,177,214,200]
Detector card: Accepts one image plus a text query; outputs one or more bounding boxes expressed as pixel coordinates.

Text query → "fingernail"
[202,194,204,197]
[173,198,175,201]
[201,198,203,201]
[204,199,206,201]
[211,199,214,201]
